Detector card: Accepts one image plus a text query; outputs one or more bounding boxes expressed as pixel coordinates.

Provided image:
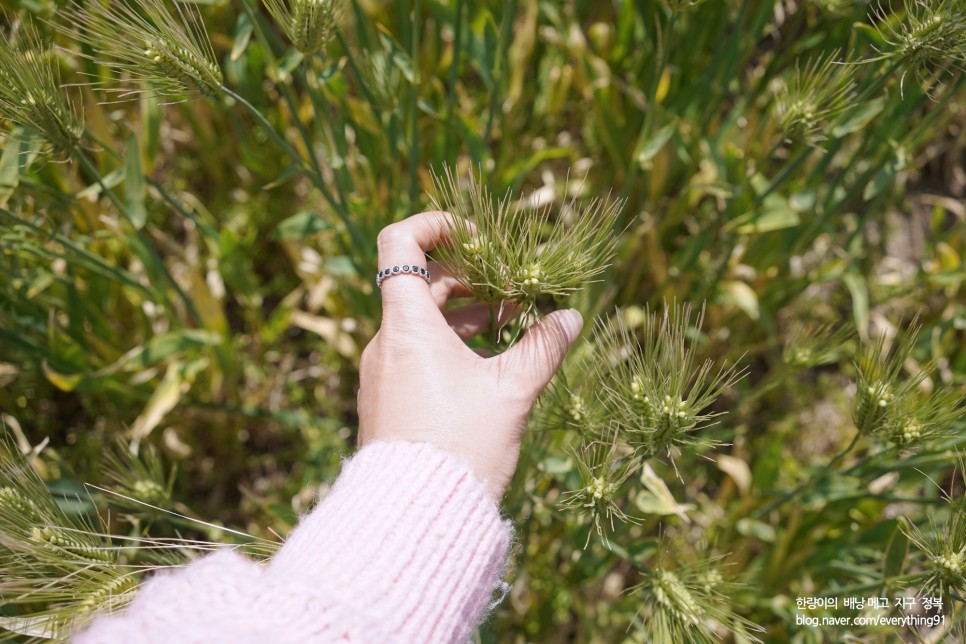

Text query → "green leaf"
[736,518,777,542]
[731,197,800,234]
[42,362,83,392]
[717,454,752,495]
[77,168,124,200]
[263,164,302,190]
[637,121,676,167]
[608,538,659,564]
[324,255,357,277]
[417,98,441,118]
[465,12,498,89]
[538,455,573,475]
[0,129,25,206]
[231,12,254,62]
[141,93,162,172]
[635,464,694,520]
[831,98,885,138]
[273,211,332,240]
[863,149,906,201]
[125,134,147,229]
[377,28,415,83]
[883,520,909,578]
[720,281,760,321]
[843,270,869,337]
[132,330,222,368]
[852,22,887,49]
[789,190,817,212]
[277,49,306,80]
[130,365,184,446]
[501,147,572,188]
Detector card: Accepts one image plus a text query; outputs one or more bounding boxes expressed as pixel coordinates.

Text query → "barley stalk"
[0,21,83,154]
[64,0,223,100]
[628,552,764,643]
[263,0,345,55]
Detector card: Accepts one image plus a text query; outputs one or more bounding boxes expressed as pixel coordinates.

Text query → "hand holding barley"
[358,212,584,500]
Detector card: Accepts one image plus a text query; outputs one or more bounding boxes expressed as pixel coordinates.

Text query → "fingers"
[444,301,521,340]
[428,261,473,309]
[377,211,463,322]
[497,309,583,398]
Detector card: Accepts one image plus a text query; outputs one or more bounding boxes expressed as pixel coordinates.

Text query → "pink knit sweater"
[76,441,513,643]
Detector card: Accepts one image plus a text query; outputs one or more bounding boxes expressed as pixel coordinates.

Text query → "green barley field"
[1,0,965,641]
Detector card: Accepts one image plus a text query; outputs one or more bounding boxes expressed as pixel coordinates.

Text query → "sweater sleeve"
[75,441,513,643]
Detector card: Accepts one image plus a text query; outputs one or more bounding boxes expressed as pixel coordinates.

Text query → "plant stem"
[619,11,677,213]
[220,86,307,170]
[444,0,465,161]
[754,430,862,519]
[298,62,355,199]
[755,145,812,207]
[220,85,368,256]
[233,0,367,262]
[408,0,420,205]
[483,0,517,151]
[336,31,380,110]
[277,81,325,182]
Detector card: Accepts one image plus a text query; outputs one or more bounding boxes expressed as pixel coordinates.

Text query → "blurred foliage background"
[1,0,966,641]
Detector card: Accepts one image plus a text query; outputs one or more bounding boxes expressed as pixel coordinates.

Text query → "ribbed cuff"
[268,441,512,643]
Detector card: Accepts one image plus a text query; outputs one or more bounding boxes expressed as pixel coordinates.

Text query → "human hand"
[357,211,583,501]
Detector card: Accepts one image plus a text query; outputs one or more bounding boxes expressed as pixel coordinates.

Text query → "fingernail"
[556,309,584,341]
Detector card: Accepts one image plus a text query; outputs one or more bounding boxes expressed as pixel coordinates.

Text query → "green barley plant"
[899,462,966,601]
[0,432,139,639]
[65,0,223,100]
[595,304,745,460]
[782,323,856,369]
[865,0,966,93]
[628,552,763,643]
[557,432,637,548]
[775,53,855,143]
[429,166,622,317]
[903,502,966,600]
[0,427,277,640]
[853,326,925,436]
[884,387,965,447]
[757,323,964,518]
[534,324,610,436]
[851,324,963,446]
[102,443,174,512]
[0,21,83,155]
[538,303,743,551]
[262,0,345,55]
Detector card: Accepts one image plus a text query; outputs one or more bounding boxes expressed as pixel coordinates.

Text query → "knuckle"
[376,224,407,253]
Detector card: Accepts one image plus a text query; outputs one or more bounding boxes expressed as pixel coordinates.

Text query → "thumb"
[500,309,583,397]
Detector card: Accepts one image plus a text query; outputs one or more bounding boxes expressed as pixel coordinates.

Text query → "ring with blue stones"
[376,264,432,288]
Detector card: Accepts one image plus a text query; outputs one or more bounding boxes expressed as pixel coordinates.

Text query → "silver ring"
[376,264,431,288]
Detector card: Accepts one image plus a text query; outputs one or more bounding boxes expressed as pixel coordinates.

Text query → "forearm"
[76,441,511,643]
[269,440,512,641]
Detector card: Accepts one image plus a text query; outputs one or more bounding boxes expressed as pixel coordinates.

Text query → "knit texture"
[76,441,512,643]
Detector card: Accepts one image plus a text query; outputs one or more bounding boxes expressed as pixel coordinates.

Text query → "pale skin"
[358,211,584,500]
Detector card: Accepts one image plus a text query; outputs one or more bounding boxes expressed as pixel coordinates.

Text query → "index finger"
[376,211,472,321]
